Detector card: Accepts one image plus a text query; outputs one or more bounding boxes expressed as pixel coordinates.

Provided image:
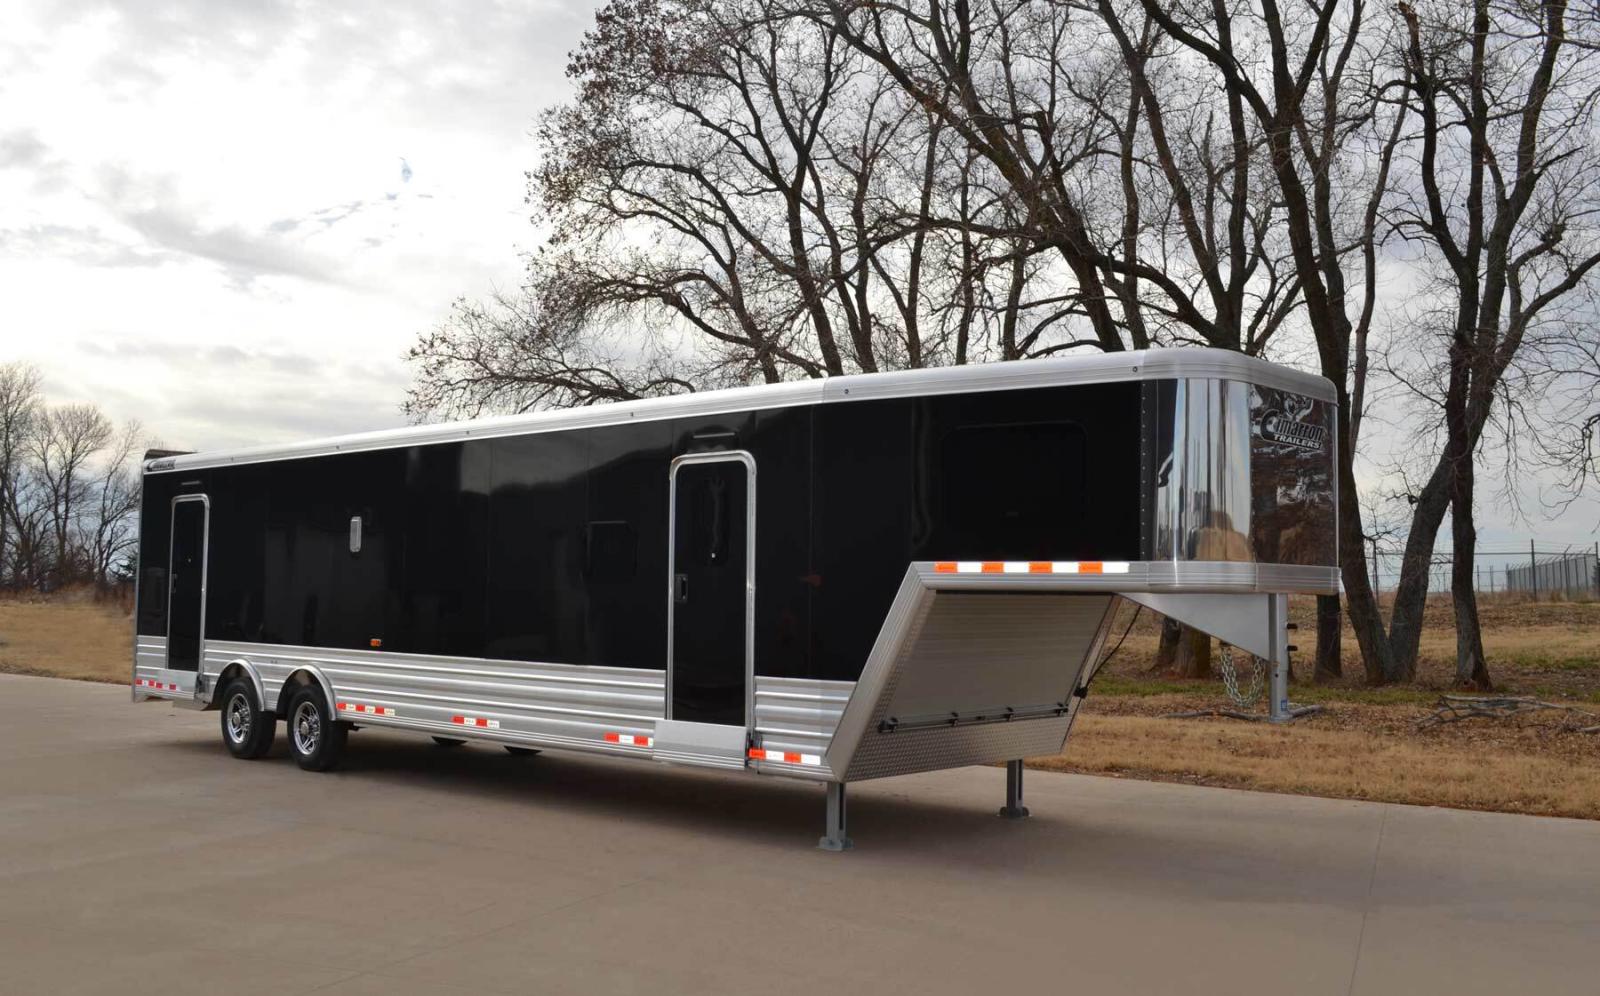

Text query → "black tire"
[219,677,275,759]
[286,685,348,772]
[504,746,540,756]
[432,736,466,747]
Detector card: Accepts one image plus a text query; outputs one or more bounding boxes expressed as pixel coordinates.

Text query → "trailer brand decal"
[1257,409,1327,451]
[337,702,396,717]
[932,561,1131,575]
[603,732,653,747]
[451,714,500,729]
[135,678,180,691]
[748,748,823,766]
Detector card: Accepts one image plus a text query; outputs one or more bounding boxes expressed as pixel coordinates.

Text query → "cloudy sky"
[0,0,1594,568]
[1,0,596,449]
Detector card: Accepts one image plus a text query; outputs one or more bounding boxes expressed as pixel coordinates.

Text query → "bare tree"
[1380,0,1600,689]
[28,403,112,590]
[80,419,144,588]
[1113,0,1442,684]
[0,362,42,589]
[408,0,1133,418]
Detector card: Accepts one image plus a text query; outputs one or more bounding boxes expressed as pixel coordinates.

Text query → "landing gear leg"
[998,759,1030,819]
[818,782,853,851]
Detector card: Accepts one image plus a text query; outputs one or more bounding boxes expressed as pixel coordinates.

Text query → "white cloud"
[0,0,593,450]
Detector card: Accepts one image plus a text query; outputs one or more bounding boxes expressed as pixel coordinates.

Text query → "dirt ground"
[3,590,1597,819]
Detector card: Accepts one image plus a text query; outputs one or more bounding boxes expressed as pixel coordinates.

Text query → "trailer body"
[132,349,1337,845]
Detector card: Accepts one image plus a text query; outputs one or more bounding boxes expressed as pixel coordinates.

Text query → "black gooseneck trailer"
[133,349,1338,848]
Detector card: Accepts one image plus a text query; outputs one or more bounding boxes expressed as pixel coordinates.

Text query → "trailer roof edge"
[143,348,1335,474]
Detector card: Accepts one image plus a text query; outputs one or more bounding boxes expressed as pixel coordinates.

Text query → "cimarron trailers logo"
[1257,408,1327,450]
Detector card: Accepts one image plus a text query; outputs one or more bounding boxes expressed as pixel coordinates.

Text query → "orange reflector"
[980,562,1004,573]
[1028,561,1052,573]
[934,561,957,573]
[369,638,382,648]
[1080,562,1103,574]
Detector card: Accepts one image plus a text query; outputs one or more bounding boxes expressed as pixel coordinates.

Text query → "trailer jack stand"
[998,759,1030,819]
[819,782,853,851]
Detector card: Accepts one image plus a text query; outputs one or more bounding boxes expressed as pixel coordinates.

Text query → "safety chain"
[1218,643,1265,709]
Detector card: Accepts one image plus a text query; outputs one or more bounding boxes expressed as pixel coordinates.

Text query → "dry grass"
[1070,597,1600,820]
[1101,595,1600,700]
[1038,709,1600,821]
[0,593,132,683]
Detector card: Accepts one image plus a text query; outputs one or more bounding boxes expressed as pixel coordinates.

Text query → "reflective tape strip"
[337,702,395,717]
[451,715,500,729]
[748,748,822,766]
[135,679,179,691]
[603,732,654,747]
[932,561,1131,575]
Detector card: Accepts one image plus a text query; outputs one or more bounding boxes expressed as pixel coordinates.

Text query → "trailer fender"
[213,658,268,713]
[276,666,339,718]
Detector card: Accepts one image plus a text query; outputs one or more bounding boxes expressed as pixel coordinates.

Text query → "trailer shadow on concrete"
[168,727,1397,910]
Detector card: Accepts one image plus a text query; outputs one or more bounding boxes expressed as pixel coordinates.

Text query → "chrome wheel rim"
[293,700,321,755]
[225,693,252,744]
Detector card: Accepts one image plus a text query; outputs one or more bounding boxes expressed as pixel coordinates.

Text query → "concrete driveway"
[1,673,1596,995]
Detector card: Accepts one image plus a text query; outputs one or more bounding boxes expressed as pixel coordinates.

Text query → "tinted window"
[488,433,587,662]
[395,442,489,656]
[587,421,672,669]
[934,421,1086,556]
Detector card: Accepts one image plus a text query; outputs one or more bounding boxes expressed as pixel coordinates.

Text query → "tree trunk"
[1384,462,1452,682]
[1174,626,1212,680]
[1314,594,1342,682]
[1450,535,1492,690]
[1333,398,1395,684]
[1448,411,1493,691]
[1152,616,1182,673]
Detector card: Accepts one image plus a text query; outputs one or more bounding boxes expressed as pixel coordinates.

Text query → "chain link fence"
[1367,542,1600,600]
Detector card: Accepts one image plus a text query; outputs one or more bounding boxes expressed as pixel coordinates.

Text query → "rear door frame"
[163,493,210,699]
[665,450,757,728]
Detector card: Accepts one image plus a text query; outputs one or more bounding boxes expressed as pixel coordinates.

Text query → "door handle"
[674,573,689,603]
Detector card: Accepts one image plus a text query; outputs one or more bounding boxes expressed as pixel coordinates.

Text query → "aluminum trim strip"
[917,561,1340,595]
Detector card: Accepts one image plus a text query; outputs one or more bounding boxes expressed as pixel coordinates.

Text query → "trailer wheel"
[286,685,348,772]
[431,736,466,747]
[503,746,540,756]
[219,678,275,760]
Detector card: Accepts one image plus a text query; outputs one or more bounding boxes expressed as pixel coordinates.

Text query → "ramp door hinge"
[876,702,1070,735]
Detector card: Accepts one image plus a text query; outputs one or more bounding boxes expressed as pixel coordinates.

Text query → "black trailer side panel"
[809,381,1144,681]
[397,442,491,657]
[586,420,674,670]
[137,381,1141,686]
[487,432,587,662]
